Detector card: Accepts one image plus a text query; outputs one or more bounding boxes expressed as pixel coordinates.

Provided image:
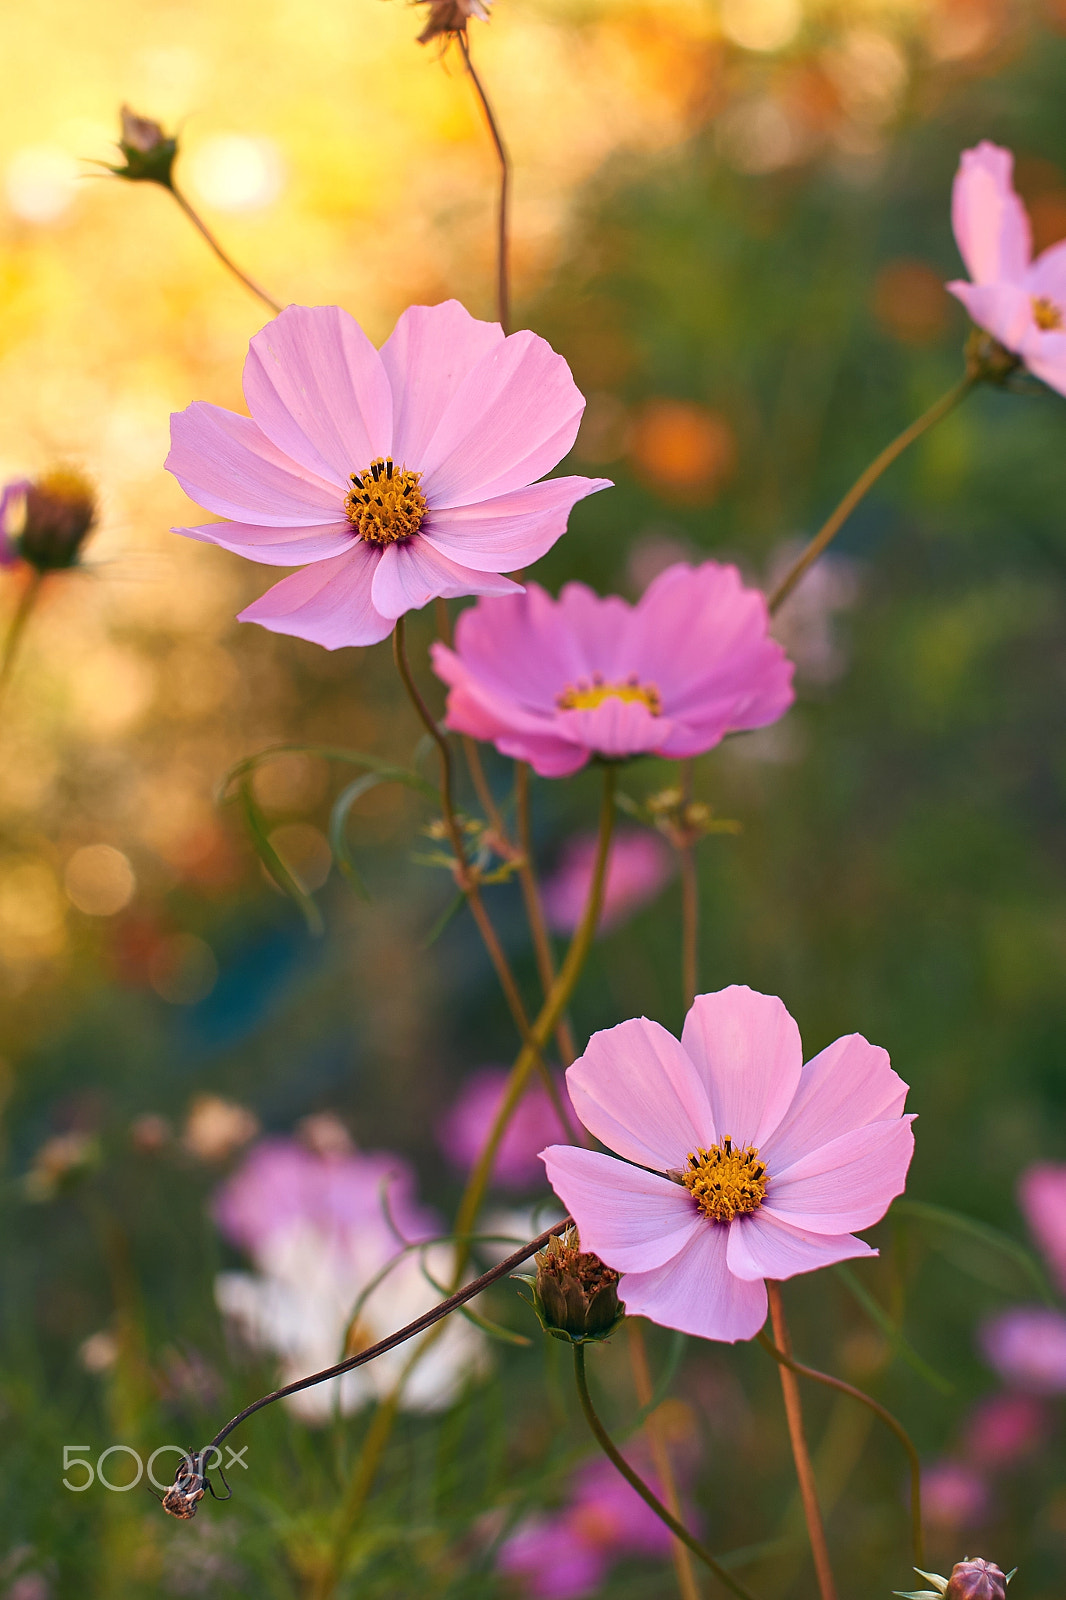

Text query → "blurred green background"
[2,0,1066,1595]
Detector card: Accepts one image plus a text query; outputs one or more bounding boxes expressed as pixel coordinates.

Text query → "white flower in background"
[213,1138,486,1422]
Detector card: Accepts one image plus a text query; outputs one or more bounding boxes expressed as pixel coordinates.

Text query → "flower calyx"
[894,1559,1015,1600]
[108,105,179,188]
[9,469,97,572]
[416,0,492,45]
[519,1226,625,1345]
[964,329,1022,387]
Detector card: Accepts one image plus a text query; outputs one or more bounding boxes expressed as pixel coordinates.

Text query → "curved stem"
[627,1320,701,1600]
[0,571,43,714]
[169,183,283,315]
[768,373,976,614]
[457,31,510,333]
[756,1328,923,1566]
[449,763,617,1280]
[766,1284,837,1600]
[573,1344,760,1600]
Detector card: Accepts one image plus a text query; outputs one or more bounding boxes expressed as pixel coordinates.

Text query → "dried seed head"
[526,1226,624,1344]
[17,469,97,571]
[416,0,492,44]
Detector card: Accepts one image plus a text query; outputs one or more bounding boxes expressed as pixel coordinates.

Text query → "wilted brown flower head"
[525,1226,624,1344]
[416,0,491,45]
[946,1560,1010,1600]
[17,469,96,572]
[110,105,178,187]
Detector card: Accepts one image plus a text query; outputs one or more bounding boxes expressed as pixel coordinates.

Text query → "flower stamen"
[345,457,428,546]
[1032,296,1063,332]
[680,1137,768,1223]
[556,672,662,716]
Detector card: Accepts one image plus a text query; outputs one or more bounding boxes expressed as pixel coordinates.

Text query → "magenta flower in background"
[431,562,794,778]
[542,985,914,1342]
[948,141,1066,396]
[1018,1161,1066,1295]
[962,1392,1046,1470]
[542,827,674,935]
[167,300,610,648]
[980,1305,1066,1394]
[440,1067,574,1191]
[0,479,29,567]
[921,1460,991,1531]
[496,1449,681,1599]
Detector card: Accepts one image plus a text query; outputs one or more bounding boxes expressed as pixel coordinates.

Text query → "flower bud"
[16,469,96,571]
[416,0,491,44]
[110,105,178,188]
[945,1560,1010,1600]
[523,1227,625,1344]
[965,328,1021,386]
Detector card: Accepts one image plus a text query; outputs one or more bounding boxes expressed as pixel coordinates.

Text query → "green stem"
[0,570,44,713]
[573,1344,760,1600]
[449,763,617,1282]
[679,759,698,1010]
[756,1328,923,1567]
[169,183,282,315]
[457,31,510,333]
[514,761,579,1068]
[766,1284,837,1600]
[767,373,976,614]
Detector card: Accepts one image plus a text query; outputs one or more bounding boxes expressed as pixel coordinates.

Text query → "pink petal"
[379,300,504,466]
[555,698,671,760]
[423,476,611,572]
[167,403,343,526]
[540,1145,702,1273]
[1018,327,1066,398]
[1019,1163,1066,1297]
[177,519,355,566]
[764,1115,915,1235]
[243,305,393,483]
[1028,237,1066,303]
[618,1224,768,1343]
[725,1210,875,1283]
[238,546,393,648]
[417,330,587,510]
[565,1016,716,1170]
[680,987,803,1151]
[431,662,591,777]
[952,142,1031,286]
[947,279,1033,353]
[762,1033,908,1175]
[369,538,522,620]
[439,584,592,708]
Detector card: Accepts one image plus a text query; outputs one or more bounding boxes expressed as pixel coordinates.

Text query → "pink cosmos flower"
[962,1392,1046,1470]
[541,985,914,1342]
[1018,1161,1066,1296]
[439,1067,574,1191]
[921,1461,990,1531]
[979,1305,1066,1394]
[431,563,794,778]
[948,141,1066,396]
[167,300,610,648]
[542,828,674,935]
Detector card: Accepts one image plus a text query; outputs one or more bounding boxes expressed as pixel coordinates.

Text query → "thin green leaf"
[423,890,466,949]
[329,766,437,898]
[418,1256,533,1346]
[894,1199,1054,1305]
[626,1329,687,1434]
[236,776,323,936]
[834,1264,954,1395]
[219,741,438,803]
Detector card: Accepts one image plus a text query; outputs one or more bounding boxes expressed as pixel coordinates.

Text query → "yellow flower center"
[555,674,662,715]
[680,1138,769,1223]
[1032,296,1063,332]
[344,457,428,546]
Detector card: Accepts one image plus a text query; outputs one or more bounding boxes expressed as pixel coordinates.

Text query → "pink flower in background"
[1019,1162,1066,1295]
[213,1138,485,1418]
[431,563,794,778]
[167,300,610,648]
[962,1392,1046,1470]
[0,479,29,567]
[542,985,914,1342]
[440,1067,574,1191]
[766,540,861,686]
[496,1449,682,1598]
[948,141,1066,396]
[543,828,674,935]
[921,1460,991,1531]
[980,1306,1066,1394]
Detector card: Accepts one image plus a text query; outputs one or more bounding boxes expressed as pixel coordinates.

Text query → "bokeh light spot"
[268,822,333,893]
[5,146,78,224]
[148,932,218,1005]
[64,845,136,917]
[628,399,737,500]
[186,134,284,213]
[720,0,802,54]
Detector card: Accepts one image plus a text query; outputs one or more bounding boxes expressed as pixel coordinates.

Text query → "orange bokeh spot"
[873,259,950,345]
[628,399,737,501]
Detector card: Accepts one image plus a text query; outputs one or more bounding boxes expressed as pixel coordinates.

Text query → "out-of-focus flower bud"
[15,469,96,572]
[109,105,178,188]
[895,1560,1015,1600]
[24,1131,100,1201]
[416,0,491,44]
[965,328,1021,386]
[522,1227,624,1344]
[946,1560,1011,1600]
